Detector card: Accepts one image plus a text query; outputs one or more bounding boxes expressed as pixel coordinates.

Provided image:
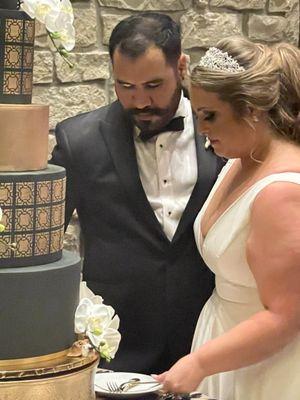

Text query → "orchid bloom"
[21,0,61,26]
[44,0,75,51]
[21,0,75,66]
[75,295,121,361]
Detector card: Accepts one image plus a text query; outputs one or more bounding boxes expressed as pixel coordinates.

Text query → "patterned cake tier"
[0,250,81,361]
[0,7,34,104]
[0,165,66,267]
[0,104,49,171]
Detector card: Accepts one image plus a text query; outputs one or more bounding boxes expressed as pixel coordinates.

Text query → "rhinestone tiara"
[198,47,245,73]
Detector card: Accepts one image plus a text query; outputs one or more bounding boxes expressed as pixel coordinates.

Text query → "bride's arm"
[155,182,300,393]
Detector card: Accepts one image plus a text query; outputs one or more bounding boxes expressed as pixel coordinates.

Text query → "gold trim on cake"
[0,355,98,400]
[0,348,70,368]
[0,349,99,380]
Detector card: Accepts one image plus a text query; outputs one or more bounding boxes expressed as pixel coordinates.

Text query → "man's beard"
[124,83,182,133]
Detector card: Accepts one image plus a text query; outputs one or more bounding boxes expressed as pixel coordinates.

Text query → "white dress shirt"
[134,94,198,241]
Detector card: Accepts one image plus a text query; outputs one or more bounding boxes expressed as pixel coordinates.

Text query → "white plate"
[94,371,162,398]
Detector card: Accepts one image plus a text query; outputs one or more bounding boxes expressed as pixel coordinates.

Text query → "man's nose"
[132,89,152,109]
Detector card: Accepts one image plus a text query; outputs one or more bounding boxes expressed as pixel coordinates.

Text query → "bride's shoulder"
[251,179,300,226]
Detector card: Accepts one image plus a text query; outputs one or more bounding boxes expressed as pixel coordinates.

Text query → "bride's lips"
[209,138,220,145]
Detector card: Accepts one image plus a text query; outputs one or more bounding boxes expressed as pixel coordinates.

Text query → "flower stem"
[48,31,74,68]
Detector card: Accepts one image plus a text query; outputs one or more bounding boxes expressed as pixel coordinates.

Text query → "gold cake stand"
[0,349,99,400]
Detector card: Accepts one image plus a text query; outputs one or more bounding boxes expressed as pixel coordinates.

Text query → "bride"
[154,37,300,400]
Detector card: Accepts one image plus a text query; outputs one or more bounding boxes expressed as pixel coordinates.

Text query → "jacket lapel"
[101,101,221,244]
[100,101,168,240]
[172,132,218,244]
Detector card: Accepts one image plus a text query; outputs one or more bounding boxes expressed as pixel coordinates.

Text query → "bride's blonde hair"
[191,36,300,144]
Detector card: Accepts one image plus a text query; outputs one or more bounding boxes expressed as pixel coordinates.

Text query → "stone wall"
[32,0,300,253]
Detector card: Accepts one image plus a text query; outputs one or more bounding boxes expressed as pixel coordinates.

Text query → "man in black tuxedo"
[51,12,224,374]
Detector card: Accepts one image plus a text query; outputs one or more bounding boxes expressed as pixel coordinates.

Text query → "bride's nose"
[197,121,209,136]
[198,117,212,136]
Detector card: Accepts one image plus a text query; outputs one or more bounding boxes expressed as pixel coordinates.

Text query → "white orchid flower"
[74,295,121,361]
[43,0,75,51]
[21,0,61,26]
[75,298,109,334]
[59,0,74,24]
[74,298,93,334]
[88,327,121,360]
[79,281,103,304]
[53,23,75,52]
[21,0,75,66]
[45,0,74,33]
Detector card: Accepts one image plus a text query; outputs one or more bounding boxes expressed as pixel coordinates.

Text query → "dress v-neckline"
[200,181,252,247]
[199,167,300,249]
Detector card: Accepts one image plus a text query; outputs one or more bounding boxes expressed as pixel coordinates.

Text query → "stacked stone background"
[32,0,300,253]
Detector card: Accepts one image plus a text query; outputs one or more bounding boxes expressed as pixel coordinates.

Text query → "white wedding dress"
[192,160,300,400]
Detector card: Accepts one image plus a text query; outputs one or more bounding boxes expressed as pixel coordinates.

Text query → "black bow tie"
[139,116,184,142]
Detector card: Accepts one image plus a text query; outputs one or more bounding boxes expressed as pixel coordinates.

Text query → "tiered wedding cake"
[0,0,81,365]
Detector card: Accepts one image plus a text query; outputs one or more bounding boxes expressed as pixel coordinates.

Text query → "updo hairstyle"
[191,36,300,144]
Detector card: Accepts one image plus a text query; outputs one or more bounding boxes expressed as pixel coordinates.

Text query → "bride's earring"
[253,116,259,123]
[250,148,263,164]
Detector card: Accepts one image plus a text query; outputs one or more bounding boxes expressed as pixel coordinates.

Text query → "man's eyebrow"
[116,79,132,84]
[144,79,163,84]
[116,78,163,85]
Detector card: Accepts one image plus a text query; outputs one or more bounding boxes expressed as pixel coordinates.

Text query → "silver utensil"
[96,368,113,374]
[160,394,215,400]
[106,380,121,393]
[106,377,161,393]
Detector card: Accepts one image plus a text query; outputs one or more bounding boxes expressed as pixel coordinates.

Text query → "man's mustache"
[127,107,165,116]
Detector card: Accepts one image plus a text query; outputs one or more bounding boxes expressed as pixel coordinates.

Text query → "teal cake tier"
[0,250,81,360]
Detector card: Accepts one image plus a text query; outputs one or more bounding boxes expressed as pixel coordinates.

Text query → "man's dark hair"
[109,12,181,66]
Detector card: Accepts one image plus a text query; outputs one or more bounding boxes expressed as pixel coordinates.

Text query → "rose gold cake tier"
[0,104,49,171]
[0,352,99,400]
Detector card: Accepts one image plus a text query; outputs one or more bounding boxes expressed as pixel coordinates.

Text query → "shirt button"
[163,179,167,184]
[159,144,163,148]
[168,211,172,216]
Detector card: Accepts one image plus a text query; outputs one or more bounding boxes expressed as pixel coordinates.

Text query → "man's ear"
[178,53,190,81]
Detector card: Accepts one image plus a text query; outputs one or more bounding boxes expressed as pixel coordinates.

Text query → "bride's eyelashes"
[203,111,216,121]
[194,110,217,122]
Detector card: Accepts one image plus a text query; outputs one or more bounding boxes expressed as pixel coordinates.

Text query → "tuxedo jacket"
[51,100,224,374]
